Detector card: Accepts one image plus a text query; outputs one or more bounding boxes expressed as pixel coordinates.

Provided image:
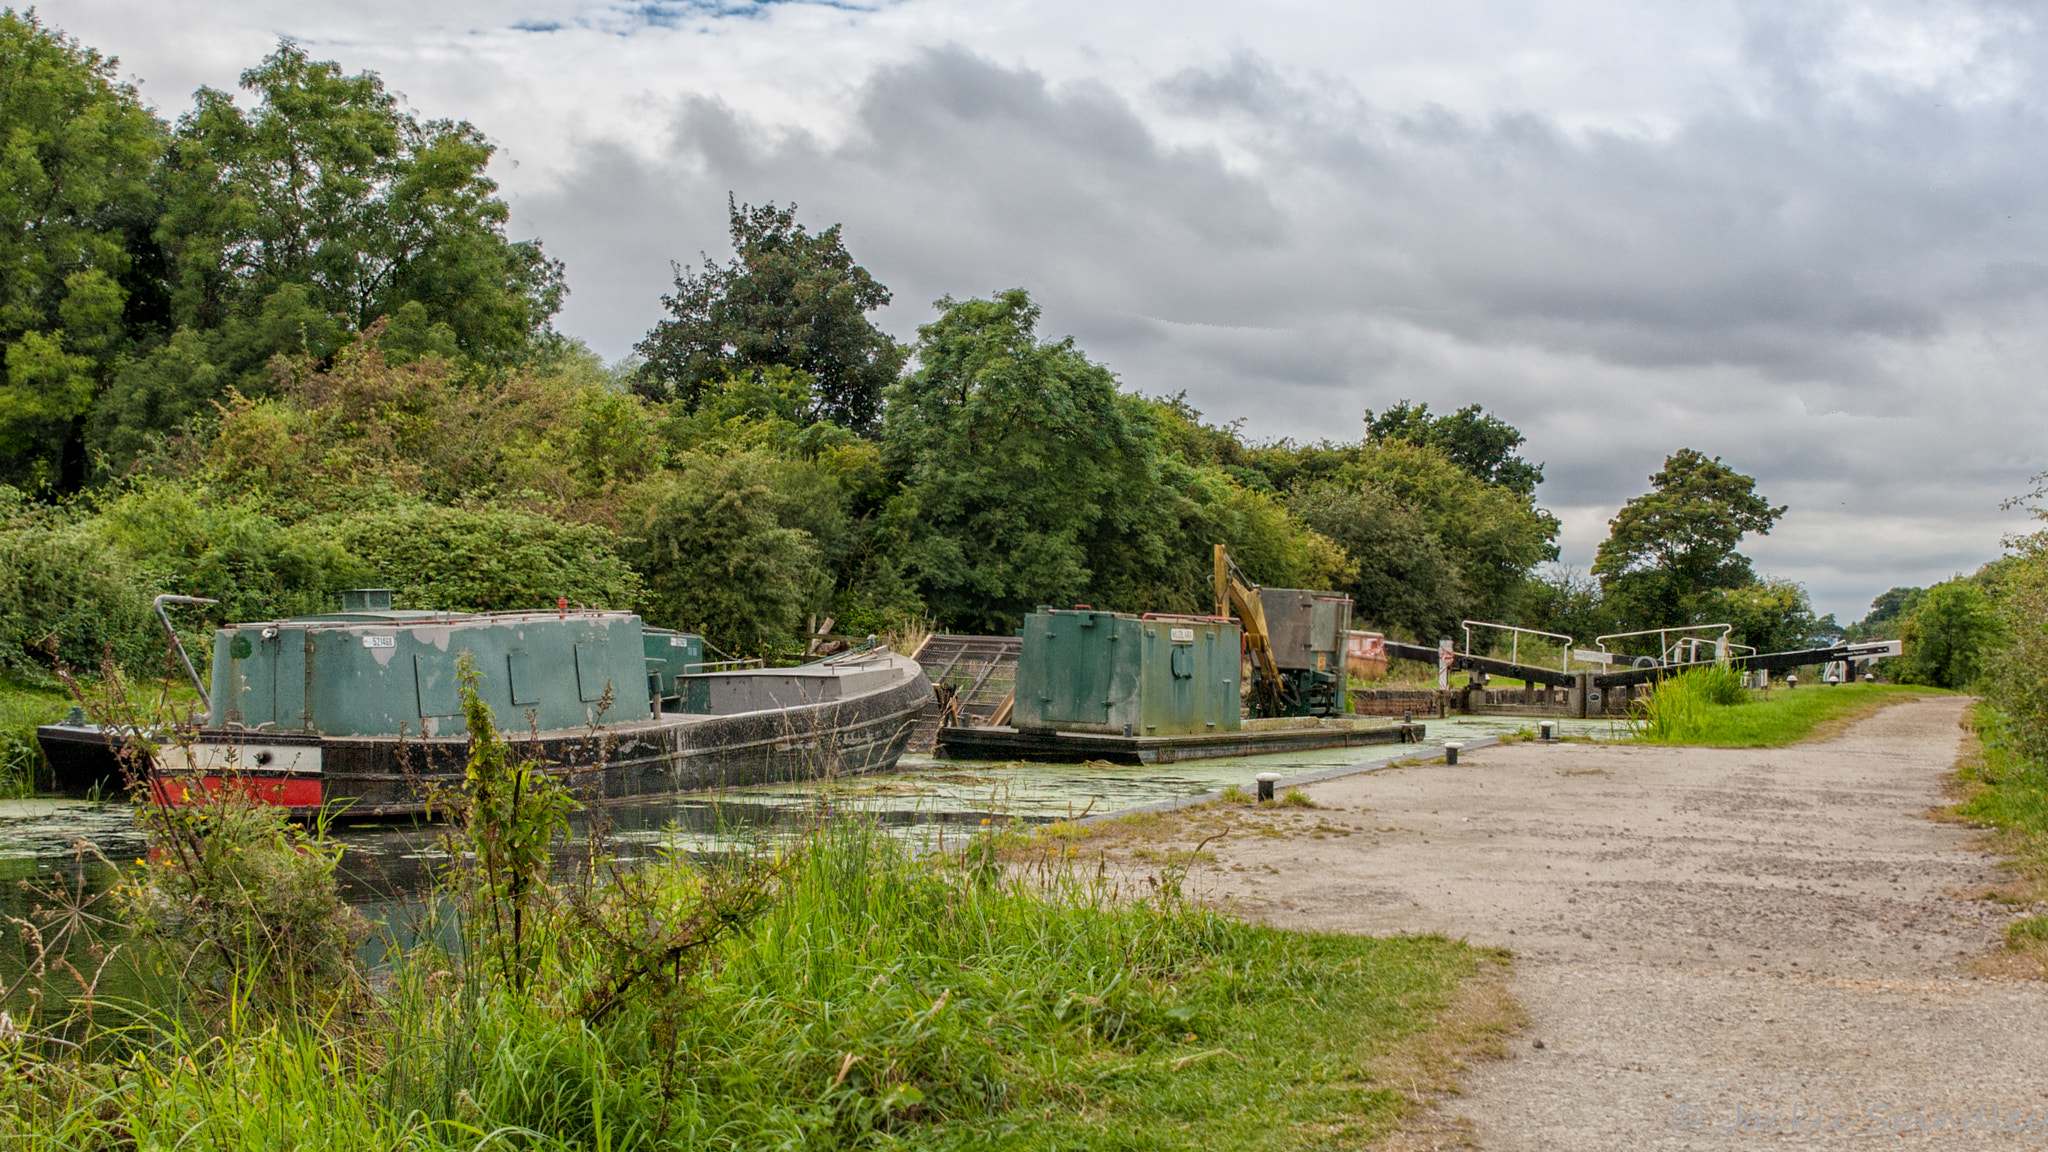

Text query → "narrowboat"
[36,590,932,818]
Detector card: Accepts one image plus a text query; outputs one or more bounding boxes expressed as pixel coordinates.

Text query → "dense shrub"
[311,502,643,613]
[624,451,822,654]
[0,492,157,676]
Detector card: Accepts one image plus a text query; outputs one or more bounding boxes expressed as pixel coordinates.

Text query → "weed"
[1278,788,1318,808]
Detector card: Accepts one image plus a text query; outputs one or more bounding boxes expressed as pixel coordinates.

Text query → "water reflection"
[5,713,1619,933]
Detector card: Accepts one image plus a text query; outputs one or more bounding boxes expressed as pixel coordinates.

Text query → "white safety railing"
[1461,620,1575,674]
[1593,624,1736,667]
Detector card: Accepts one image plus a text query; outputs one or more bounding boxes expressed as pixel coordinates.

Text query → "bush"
[122,782,365,1015]
[624,451,822,655]
[0,493,157,677]
[1895,577,2000,689]
[95,480,368,623]
[310,502,642,612]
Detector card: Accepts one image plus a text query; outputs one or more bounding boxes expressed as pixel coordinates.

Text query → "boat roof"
[222,608,642,630]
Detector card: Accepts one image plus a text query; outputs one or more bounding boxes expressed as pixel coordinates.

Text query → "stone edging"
[1076,736,1505,825]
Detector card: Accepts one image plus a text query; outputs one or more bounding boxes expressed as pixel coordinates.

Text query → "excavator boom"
[1215,543,1287,716]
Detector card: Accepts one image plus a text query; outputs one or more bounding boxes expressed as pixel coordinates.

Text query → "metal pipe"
[153,594,219,712]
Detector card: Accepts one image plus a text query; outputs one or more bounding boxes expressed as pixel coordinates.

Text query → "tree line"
[0,15,1851,672]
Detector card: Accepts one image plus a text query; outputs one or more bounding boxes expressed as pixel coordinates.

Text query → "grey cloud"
[517,22,2048,619]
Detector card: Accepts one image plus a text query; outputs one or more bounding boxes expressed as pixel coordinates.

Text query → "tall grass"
[1628,665,1748,742]
[0,815,1478,1150]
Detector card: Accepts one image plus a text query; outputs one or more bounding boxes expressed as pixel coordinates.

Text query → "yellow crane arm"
[1215,544,1285,715]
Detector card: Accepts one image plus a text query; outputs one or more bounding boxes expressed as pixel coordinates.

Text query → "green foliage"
[1515,565,1612,646]
[311,502,642,613]
[1708,577,1836,653]
[1891,577,1999,689]
[94,479,366,622]
[1363,400,1544,496]
[1984,522,2048,764]
[156,41,562,353]
[1630,679,1928,747]
[0,489,157,676]
[1628,665,1748,741]
[883,290,1168,631]
[122,782,364,1015]
[445,653,579,985]
[1331,440,1559,625]
[1,813,1484,1149]
[625,451,824,654]
[1953,706,2048,901]
[0,11,165,489]
[1845,585,1922,641]
[1593,449,1785,628]
[1288,480,1464,640]
[636,198,905,432]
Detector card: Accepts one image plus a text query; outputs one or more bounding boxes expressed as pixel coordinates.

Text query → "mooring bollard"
[1539,720,1556,743]
[1255,771,1282,802]
[1444,741,1463,765]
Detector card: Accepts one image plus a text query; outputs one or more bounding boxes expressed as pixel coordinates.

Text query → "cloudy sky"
[42,0,2048,622]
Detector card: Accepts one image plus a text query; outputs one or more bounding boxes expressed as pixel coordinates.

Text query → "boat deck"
[934,719,1427,765]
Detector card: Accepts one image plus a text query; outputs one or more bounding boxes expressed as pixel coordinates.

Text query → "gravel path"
[1189,696,2048,1148]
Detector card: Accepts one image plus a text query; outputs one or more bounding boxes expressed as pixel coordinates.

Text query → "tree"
[0,11,165,488]
[1363,401,1544,496]
[1335,440,1559,623]
[1893,577,1998,689]
[1710,578,1835,653]
[94,41,564,468]
[635,199,905,432]
[1592,450,1785,628]
[623,452,822,655]
[881,290,1166,632]
[1287,481,1466,641]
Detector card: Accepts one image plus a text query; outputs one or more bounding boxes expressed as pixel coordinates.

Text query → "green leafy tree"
[94,41,564,467]
[881,290,1167,632]
[1592,450,1785,628]
[1363,401,1544,496]
[624,452,822,655]
[1287,481,1466,641]
[1845,586,1923,641]
[1709,577,1835,653]
[1893,577,1998,688]
[1335,440,1559,623]
[636,198,905,432]
[0,12,165,488]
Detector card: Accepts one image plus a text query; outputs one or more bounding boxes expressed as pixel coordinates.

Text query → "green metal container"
[208,606,665,739]
[1012,609,1241,736]
[644,628,706,700]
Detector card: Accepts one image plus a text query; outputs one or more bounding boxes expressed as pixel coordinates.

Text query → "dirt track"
[1187,696,2048,1148]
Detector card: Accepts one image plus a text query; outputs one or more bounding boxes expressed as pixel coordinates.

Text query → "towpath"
[1186,697,2048,1148]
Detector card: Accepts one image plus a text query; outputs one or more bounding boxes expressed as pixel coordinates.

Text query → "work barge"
[917,560,1904,764]
[927,547,1427,765]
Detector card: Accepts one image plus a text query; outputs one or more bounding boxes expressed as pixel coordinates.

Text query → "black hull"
[41,664,935,820]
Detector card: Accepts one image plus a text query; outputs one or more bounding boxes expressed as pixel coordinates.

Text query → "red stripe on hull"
[152,776,323,808]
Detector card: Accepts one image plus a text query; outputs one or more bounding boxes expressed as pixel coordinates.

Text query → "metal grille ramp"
[907,634,1021,753]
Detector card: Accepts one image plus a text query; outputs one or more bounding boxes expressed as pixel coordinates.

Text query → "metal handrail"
[153,594,219,711]
[1460,620,1574,673]
[1595,624,1736,666]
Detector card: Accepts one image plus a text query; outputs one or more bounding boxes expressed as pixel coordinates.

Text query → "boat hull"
[41,656,934,819]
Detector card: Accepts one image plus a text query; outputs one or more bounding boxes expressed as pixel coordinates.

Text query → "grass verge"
[0,675,73,797]
[1946,704,2048,976]
[1630,678,1938,748]
[2,817,1489,1150]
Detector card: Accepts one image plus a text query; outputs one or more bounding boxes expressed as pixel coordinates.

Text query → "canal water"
[0,713,1624,1002]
